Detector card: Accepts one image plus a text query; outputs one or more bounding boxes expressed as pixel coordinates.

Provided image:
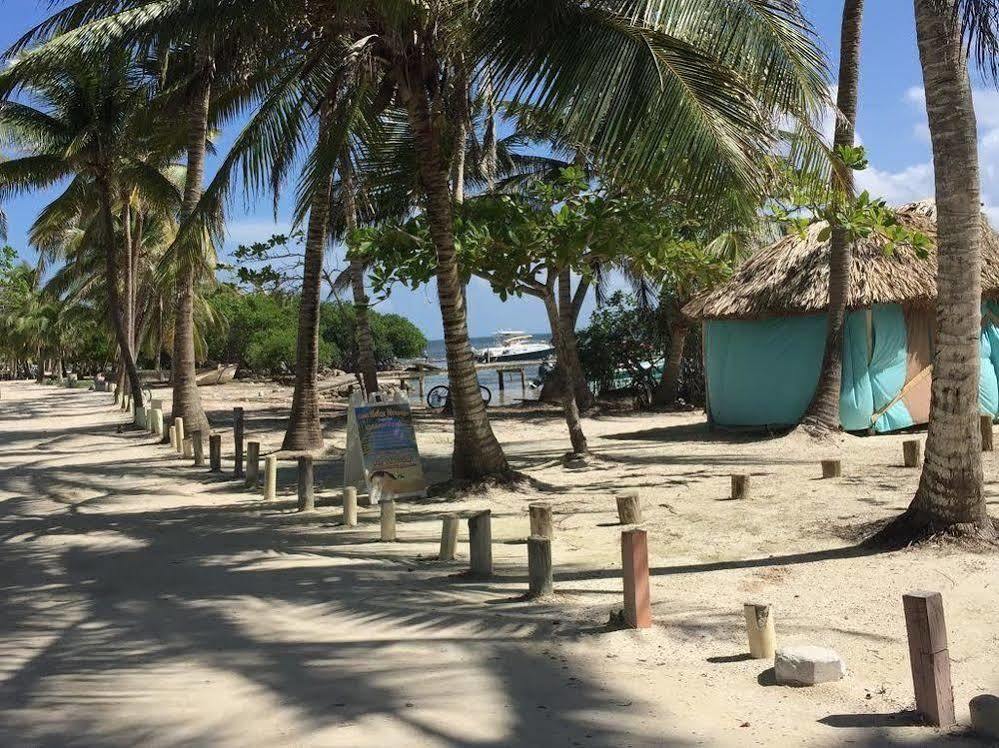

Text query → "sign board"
[345,391,426,499]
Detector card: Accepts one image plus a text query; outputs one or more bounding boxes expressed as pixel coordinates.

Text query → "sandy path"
[0,382,995,747]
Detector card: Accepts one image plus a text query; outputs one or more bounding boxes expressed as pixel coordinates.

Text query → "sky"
[0,1,987,338]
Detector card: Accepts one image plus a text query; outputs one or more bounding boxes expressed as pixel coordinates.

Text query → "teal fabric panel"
[839,311,875,431]
[980,302,999,417]
[869,304,914,433]
[705,316,825,427]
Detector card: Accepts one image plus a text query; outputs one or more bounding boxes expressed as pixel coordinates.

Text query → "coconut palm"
[875,0,999,544]
[798,0,865,435]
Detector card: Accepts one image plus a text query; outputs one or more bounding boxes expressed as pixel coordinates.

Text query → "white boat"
[476,331,555,363]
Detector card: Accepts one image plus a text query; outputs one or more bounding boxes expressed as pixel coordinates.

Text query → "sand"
[1,380,996,746]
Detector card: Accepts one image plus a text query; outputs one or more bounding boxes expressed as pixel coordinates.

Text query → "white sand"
[1,381,996,746]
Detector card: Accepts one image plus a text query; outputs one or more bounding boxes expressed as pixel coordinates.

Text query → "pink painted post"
[622,529,652,629]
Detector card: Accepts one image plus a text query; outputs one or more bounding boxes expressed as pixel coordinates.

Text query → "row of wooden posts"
[127,396,965,729]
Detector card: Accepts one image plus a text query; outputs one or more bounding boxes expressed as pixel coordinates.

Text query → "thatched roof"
[683,200,999,321]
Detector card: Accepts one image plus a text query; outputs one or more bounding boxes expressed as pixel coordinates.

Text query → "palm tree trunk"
[543,291,588,455]
[343,165,379,396]
[800,0,865,435]
[655,318,690,407]
[558,269,592,409]
[282,143,333,451]
[98,178,144,408]
[171,62,212,437]
[401,68,509,480]
[874,0,996,544]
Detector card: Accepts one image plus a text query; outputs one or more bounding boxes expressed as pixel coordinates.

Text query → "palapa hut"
[682,201,999,433]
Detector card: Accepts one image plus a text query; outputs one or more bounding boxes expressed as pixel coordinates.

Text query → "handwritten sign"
[345,392,426,499]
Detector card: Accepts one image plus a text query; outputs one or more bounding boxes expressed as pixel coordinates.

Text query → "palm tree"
[799,0,866,435]
[0,50,182,408]
[875,0,997,544]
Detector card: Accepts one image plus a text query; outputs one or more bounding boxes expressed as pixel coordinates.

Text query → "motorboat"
[476,331,555,363]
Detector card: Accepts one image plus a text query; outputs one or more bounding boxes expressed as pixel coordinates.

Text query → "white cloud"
[856,162,933,205]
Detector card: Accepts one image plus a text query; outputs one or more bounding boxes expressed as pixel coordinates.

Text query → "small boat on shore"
[475,331,554,363]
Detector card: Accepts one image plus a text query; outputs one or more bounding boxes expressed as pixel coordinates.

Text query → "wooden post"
[520,369,527,392]
[820,459,842,479]
[151,408,164,438]
[380,499,396,541]
[297,456,315,511]
[245,441,260,488]
[418,374,425,398]
[439,514,459,560]
[527,535,553,598]
[621,529,651,629]
[233,407,245,478]
[731,474,750,500]
[981,414,994,452]
[264,455,277,500]
[209,433,222,472]
[182,436,194,459]
[342,486,358,527]
[616,492,642,524]
[174,417,185,454]
[497,370,505,392]
[529,502,554,539]
[191,430,205,467]
[169,423,178,451]
[903,591,955,727]
[468,510,493,577]
[743,603,777,659]
[903,439,922,468]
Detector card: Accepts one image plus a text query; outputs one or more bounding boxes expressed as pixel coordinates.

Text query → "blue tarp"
[705,302,999,432]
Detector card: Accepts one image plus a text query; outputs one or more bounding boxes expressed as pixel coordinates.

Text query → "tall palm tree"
[799,0,866,435]
[876,0,997,544]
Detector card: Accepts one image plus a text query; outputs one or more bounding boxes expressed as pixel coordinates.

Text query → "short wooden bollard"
[191,431,205,467]
[182,436,194,459]
[743,602,777,659]
[621,529,651,628]
[297,456,315,512]
[209,433,222,472]
[380,499,396,541]
[169,423,178,451]
[468,510,493,577]
[820,459,842,478]
[616,492,642,525]
[903,439,922,468]
[342,486,358,526]
[233,407,245,478]
[174,417,185,454]
[731,474,750,500]
[439,514,460,560]
[151,408,164,438]
[148,407,158,434]
[981,414,994,452]
[529,502,553,539]
[245,441,260,488]
[903,591,955,727]
[527,535,553,598]
[263,455,277,500]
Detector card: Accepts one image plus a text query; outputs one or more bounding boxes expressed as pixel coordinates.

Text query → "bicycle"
[426,383,492,410]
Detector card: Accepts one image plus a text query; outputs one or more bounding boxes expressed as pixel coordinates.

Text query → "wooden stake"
[616,492,643,524]
[527,535,553,598]
[182,437,194,459]
[342,486,358,526]
[468,510,493,577]
[981,414,994,452]
[169,423,178,451]
[191,430,205,467]
[439,514,459,560]
[297,456,315,511]
[621,529,651,628]
[209,433,222,472]
[903,439,922,468]
[743,603,777,659]
[903,591,955,727]
[245,441,260,488]
[233,407,245,478]
[529,502,553,539]
[820,459,842,479]
[380,499,396,541]
[174,417,185,454]
[263,455,277,500]
[731,474,750,500]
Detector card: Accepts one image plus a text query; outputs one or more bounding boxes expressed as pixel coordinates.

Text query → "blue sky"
[0,1,979,338]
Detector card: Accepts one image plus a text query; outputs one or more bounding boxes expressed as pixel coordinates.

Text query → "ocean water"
[404,333,552,407]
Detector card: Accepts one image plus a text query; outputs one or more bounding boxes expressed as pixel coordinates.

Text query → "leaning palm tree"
[0,49,182,408]
[875,0,998,544]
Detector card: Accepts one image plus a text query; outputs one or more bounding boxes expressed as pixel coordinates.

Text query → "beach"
[1,380,997,746]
